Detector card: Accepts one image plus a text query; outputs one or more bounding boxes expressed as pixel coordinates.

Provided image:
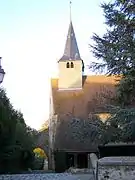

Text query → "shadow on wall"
[36,76,116,168]
[51,75,116,152]
[54,116,104,152]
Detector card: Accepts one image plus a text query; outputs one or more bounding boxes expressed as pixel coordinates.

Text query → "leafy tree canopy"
[91,0,135,75]
[0,88,38,173]
[90,0,135,144]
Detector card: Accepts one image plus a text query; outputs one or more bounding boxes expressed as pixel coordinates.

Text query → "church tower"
[58,12,84,90]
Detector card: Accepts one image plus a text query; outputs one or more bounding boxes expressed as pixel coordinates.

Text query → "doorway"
[67,152,88,169]
[77,153,88,168]
[67,153,74,169]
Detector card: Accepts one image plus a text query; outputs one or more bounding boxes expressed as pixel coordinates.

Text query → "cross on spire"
[58,0,84,71]
[70,1,72,22]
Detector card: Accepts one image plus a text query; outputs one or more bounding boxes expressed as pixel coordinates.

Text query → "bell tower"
[58,2,84,90]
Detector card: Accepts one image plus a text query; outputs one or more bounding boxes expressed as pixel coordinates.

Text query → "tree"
[105,106,135,142]
[90,0,135,106]
[55,114,105,151]
[90,0,135,142]
[116,69,135,106]
[0,89,36,173]
[91,0,135,75]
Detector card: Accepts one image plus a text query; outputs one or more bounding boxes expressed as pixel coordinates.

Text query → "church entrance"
[77,153,88,168]
[67,152,88,169]
[67,153,74,168]
[54,150,89,172]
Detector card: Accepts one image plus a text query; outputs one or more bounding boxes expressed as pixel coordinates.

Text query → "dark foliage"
[90,0,135,144]
[0,89,37,174]
[90,0,135,76]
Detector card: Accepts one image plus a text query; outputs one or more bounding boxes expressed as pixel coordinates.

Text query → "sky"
[0,0,109,130]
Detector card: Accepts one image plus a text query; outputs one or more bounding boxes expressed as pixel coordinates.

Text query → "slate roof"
[59,21,82,61]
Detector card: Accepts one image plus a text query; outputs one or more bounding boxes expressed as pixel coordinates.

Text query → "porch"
[54,150,98,173]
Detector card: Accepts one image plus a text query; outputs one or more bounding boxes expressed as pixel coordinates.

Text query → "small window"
[66,62,70,68]
[71,62,74,68]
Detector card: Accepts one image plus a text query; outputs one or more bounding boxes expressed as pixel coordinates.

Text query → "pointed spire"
[59,21,82,61]
[59,1,82,61]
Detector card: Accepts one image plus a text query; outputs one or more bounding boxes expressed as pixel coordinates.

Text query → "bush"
[32,156,44,170]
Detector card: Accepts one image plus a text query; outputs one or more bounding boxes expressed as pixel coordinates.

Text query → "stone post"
[88,153,92,168]
[48,115,58,170]
[74,154,78,168]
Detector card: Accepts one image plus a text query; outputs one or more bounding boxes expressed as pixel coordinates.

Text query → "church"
[48,17,116,172]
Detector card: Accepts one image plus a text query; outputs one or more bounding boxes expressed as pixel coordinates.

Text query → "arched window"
[71,62,74,68]
[66,62,70,68]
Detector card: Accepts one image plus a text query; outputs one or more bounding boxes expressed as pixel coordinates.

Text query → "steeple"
[58,1,84,90]
[59,1,82,62]
[59,21,82,61]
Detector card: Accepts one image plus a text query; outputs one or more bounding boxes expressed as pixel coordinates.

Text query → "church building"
[49,17,116,172]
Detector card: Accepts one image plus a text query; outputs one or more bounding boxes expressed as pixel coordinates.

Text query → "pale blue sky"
[0,0,109,130]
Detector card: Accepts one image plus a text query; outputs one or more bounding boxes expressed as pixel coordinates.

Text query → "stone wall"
[97,157,135,180]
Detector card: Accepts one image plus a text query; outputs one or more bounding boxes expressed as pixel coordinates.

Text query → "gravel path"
[0,173,94,180]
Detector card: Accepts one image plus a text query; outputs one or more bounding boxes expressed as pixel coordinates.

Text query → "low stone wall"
[97,156,135,180]
[66,167,93,174]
